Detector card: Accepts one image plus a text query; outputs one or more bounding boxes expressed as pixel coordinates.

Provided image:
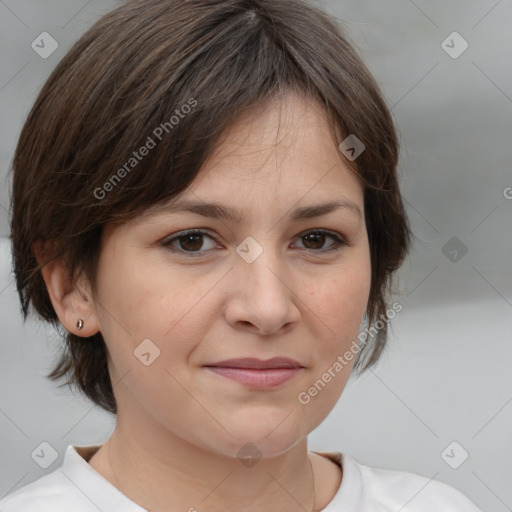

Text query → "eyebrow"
[155,199,362,223]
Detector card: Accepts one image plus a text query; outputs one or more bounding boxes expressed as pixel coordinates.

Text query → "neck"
[89,414,317,512]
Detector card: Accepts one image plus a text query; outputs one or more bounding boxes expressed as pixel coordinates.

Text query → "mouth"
[205,357,303,370]
[203,357,304,389]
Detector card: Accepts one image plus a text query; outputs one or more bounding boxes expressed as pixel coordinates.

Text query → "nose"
[223,240,301,337]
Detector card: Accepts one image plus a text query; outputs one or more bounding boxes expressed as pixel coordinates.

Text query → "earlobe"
[32,240,100,337]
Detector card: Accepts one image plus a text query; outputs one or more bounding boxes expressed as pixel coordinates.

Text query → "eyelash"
[162,229,348,257]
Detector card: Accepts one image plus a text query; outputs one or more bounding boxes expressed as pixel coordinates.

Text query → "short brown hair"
[9,0,413,415]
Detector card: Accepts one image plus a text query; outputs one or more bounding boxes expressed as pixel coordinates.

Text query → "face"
[90,91,371,458]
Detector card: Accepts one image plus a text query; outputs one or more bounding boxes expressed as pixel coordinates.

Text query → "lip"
[206,357,303,369]
[204,357,304,389]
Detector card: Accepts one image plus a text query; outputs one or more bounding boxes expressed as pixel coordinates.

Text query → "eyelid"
[161,228,349,256]
[161,229,219,256]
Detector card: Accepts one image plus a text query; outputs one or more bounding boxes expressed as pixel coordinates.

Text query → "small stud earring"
[76,319,84,330]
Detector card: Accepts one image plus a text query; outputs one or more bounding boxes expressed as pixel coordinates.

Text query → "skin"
[38,90,371,512]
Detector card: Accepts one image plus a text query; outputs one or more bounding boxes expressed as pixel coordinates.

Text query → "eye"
[162,229,218,256]
[162,228,347,257]
[293,230,347,253]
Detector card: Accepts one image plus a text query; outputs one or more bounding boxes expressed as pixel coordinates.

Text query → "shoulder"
[0,444,144,512]
[345,454,482,511]
[0,468,84,512]
[0,445,106,512]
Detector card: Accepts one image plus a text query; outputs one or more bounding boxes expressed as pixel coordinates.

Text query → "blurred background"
[0,1,511,510]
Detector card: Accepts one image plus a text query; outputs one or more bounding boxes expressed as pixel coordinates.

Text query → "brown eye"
[294,230,346,252]
[162,228,347,258]
[302,232,326,250]
[163,230,217,256]
[177,233,204,251]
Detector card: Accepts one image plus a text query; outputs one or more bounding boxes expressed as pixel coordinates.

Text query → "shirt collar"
[61,445,147,511]
[64,445,360,512]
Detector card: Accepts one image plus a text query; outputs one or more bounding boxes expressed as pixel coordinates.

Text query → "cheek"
[309,265,370,331]
[94,250,219,368]
[300,271,370,413]
[303,259,371,382]
[95,246,176,332]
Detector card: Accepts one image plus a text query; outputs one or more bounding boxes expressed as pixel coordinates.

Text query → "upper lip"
[205,357,303,369]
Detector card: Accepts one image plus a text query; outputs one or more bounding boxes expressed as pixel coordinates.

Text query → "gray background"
[1,0,511,510]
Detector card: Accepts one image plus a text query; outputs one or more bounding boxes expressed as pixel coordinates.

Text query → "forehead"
[204,91,337,162]
[132,91,365,230]
[185,92,363,197]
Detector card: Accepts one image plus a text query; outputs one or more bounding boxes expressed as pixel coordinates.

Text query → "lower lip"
[205,367,302,389]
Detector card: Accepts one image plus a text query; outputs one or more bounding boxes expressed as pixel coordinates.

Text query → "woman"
[2,0,482,510]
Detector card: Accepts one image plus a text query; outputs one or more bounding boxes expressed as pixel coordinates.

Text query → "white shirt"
[0,445,482,511]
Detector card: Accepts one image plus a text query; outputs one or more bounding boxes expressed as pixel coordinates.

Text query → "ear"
[32,240,100,337]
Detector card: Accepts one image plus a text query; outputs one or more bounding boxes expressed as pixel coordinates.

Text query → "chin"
[206,417,310,460]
